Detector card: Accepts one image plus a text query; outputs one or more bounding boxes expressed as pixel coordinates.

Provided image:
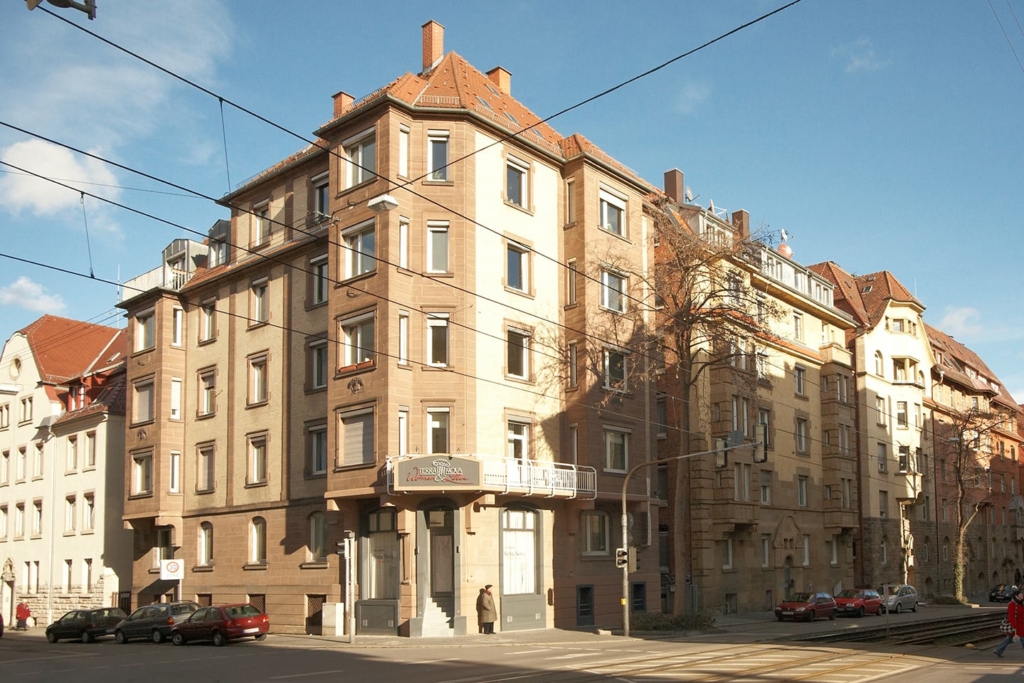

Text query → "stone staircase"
[419,595,455,637]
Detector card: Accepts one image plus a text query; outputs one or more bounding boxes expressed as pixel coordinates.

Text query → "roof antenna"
[80,192,95,278]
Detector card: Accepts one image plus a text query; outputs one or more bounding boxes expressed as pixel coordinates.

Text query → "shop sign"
[395,455,482,489]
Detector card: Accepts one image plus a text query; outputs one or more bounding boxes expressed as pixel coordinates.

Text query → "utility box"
[322,602,346,637]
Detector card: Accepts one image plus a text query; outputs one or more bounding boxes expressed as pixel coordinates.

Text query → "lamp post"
[620,424,766,637]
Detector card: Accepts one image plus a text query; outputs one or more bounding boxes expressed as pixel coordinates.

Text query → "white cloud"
[676,83,711,115]
[0,276,66,313]
[938,306,984,339]
[0,139,121,215]
[831,38,890,74]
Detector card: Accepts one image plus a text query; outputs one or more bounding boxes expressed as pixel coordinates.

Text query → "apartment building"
[654,176,857,614]
[810,264,932,590]
[119,21,661,636]
[0,315,131,627]
[922,324,1023,599]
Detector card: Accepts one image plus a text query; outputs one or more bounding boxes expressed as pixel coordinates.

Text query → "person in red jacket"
[15,601,30,631]
[995,586,1024,657]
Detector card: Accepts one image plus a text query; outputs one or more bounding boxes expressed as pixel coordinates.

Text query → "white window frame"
[427,408,450,455]
[507,420,530,460]
[198,445,215,492]
[398,311,409,366]
[506,241,529,293]
[398,408,409,456]
[796,418,808,453]
[339,408,375,467]
[169,451,180,493]
[566,258,578,305]
[133,379,154,424]
[251,278,269,324]
[601,269,627,313]
[793,311,804,341]
[343,219,376,278]
[505,155,529,208]
[171,307,183,347]
[248,435,267,485]
[398,217,409,269]
[567,341,578,388]
[200,300,216,341]
[604,427,629,472]
[253,203,270,246]
[802,535,810,566]
[136,309,155,352]
[723,537,734,569]
[398,125,410,178]
[581,511,609,556]
[199,370,215,416]
[132,452,153,495]
[599,187,626,236]
[795,365,805,395]
[311,254,329,305]
[344,127,376,188]
[199,522,214,565]
[250,517,267,565]
[426,221,449,273]
[311,339,328,389]
[427,130,450,181]
[603,349,627,392]
[341,311,375,367]
[249,355,268,404]
[797,476,808,506]
[426,313,449,367]
[309,425,327,476]
[169,378,182,421]
[507,327,530,380]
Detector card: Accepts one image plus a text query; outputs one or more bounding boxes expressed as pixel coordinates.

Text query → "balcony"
[711,500,759,528]
[123,264,193,295]
[824,508,859,532]
[387,454,596,499]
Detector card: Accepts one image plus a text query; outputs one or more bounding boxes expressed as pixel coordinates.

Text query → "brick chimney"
[731,209,750,242]
[422,20,444,72]
[486,67,511,95]
[664,169,684,204]
[332,91,353,119]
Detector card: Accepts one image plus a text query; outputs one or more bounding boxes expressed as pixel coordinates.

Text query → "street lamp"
[26,0,97,20]
[619,424,766,637]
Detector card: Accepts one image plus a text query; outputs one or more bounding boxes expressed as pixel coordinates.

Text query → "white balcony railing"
[387,454,596,499]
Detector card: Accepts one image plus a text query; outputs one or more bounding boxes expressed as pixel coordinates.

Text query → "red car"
[834,588,883,617]
[775,592,837,622]
[171,604,269,646]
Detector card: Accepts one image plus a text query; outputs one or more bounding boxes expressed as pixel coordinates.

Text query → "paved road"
[0,605,1013,683]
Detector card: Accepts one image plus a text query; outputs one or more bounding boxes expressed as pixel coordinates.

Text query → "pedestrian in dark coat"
[995,586,1024,656]
[476,585,497,634]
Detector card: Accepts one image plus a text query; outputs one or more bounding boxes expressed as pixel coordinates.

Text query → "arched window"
[251,517,267,564]
[874,351,884,376]
[308,512,326,562]
[199,522,214,565]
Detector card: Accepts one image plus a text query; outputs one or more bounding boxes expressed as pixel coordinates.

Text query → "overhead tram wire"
[36,1,806,318]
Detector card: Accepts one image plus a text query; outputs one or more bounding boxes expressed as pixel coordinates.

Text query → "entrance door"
[428,509,454,597]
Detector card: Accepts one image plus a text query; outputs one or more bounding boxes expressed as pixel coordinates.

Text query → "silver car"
[878,584,917,613]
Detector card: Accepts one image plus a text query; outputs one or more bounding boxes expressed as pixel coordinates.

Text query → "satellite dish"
[780,229,789,242]
[684,186,695,202]
[708,199,715,213]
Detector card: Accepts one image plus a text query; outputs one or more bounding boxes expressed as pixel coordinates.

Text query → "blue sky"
[1,1,1022,398]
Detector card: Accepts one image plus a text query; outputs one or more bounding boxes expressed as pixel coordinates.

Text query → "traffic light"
[754,423,769,463]
[615,547,628,569]
[627,547,638,573]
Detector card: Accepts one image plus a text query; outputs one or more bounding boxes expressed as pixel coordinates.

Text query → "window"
[136,310,155,351]
[599,188,625,235]
[208,239,227,267]
[761,534,771,567]
[199,522,214,566]
[253,204,270,245]
[601,270,626,312]
[426,314,449,366]
[398,125,410,178]
[426,221,449,273]
[344,128,376,187]
[0,506,6,539]
[581,511,609,555]
[508,421,529,459]
[170,378,182,420]
[428,408,449,454]
[758,408,772,449]
[14,504,24,538]
[309,512,327,562]
[398,311,409,365]
[16,448,25,482]
[896,401,908,428]
[603,349,627,392]
[875,397,887,425]
[898,446,910,473]
[19,397,32,424]
[722,537,734,569]
[343,220,376,278]
[309,426,327,475]
[312,173,329,221]
[505,155,529,208]
[310,255,329,305]
[132,452,153,495]
[879,490,888,518]
[248,435,267,485]
[66,437,77,472]
[0,450,7,484]
[502,509,537,595]
[169,451,180,493]
[0,404,8,429]
[133,380,154,423]
[339,408,374,467]
[567,341,578,388]
[802,535,810,566]
[656,396,668,438]
[33,443,43,478]
[795,365,805,395]
[427,130,449,181]
[65,496,76,533]
[756,352,769,381]
[604,428,628,472]
[197,444,215,492]
[734,463,750,501]
[199,370,215,416]
[797,476,808,506]
[877,443,887,472]
[793,312,803,342]
[760,471,772,504]
[200,300,216,341]
[566,259,578,305]
[251,279,269,324]
[874,351,884,376]
[249,354,268,404]
[795,418,808,453]
[310,340,328,389]
[506,241,529,292]
[398,217,409,269]
[171,307,183,347]
[507,328,530,379]
[566,179,576,224]
[341,312,375,368]
[250,517,267,564]
[398,409,409,456]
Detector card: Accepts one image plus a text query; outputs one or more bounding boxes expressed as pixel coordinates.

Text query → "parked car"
[171,604,269,646]
[834,588,883,617]
[878,584,918,613]
[991,584,1018,602]
[45,607,127,643]
[0,611,4,638]
[775,592,837,622]
[114,601,200,643]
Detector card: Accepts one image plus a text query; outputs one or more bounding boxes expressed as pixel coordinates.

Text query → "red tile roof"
[809,262,923,333]
[53,370,127,426]
[17,315,125,384]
